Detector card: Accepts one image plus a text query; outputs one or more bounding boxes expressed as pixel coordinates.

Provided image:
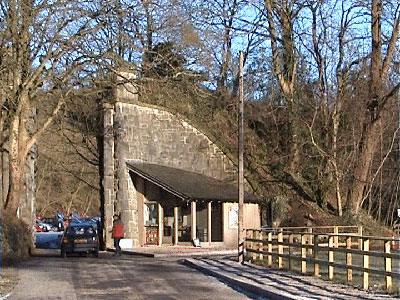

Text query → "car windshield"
[43,218,55,223]
[67,226,94,235]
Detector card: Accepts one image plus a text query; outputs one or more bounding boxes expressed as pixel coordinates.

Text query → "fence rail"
[245,226,400,292]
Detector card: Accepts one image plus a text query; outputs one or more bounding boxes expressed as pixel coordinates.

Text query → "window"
[144,203,158,226]
[67,226,94,235]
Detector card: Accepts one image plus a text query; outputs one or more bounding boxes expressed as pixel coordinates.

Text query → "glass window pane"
[145,203,158,226]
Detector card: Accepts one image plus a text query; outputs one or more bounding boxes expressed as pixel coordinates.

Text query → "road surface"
[7,251,252,300]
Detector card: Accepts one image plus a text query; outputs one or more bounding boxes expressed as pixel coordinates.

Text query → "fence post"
[267,231,272,267]
[314,234,319,277]
[243,229,247,261]
[346,236,352,282]
[334,226,339,248]
[289,233,293,271]
[384,239,392,291]
[308,227,313,256]
[363,238,369,290]
[252,230,257,261]
[245,229,249,260]
[258,230,263,262]
[301,233,307,274]
[358,226,363,250]
[278,229,283,269]
[328,235,334,280]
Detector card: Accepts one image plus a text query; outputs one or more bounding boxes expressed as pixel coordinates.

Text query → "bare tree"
[9,0,398,226]
[303,1,367,216]
[347,0,400,215]
[0,0,104,213]
[264,0,301,172]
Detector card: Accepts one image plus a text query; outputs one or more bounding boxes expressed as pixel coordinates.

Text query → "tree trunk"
[4,115,24,213]
[287,101,301,172]
[264,0,299,172]
[347,122,380,214]
[6,161,24,214]
[346,0,399,216]
[332,104,343,216]
[217,25,232,94]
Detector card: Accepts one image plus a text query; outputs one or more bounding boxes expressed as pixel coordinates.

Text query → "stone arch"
[101,101,251,247]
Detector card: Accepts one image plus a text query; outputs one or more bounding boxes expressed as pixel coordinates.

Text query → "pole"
[398,88,400,296]
[238,51,245,263]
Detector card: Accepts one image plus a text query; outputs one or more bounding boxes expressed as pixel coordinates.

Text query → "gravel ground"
[0,268,19,299]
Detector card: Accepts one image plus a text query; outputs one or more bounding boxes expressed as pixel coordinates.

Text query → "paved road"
[7,251,252,300]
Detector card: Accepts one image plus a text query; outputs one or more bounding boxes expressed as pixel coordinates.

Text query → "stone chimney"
[113,70,138,103]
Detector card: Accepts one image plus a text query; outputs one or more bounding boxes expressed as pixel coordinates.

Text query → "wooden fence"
[245,226,400,292]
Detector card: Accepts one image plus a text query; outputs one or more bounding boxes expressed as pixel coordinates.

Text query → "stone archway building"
[102,75,260,248]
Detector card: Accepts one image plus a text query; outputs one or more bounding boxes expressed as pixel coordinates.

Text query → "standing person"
[112,214,124,256]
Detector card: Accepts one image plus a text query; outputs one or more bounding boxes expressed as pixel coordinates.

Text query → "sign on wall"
[144,203,158,226]
[228,205,239,229]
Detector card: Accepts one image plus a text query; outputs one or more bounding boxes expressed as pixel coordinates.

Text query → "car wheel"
[61,248,66,258]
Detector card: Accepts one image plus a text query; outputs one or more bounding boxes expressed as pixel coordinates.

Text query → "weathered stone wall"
[108,101,240,247]
[114,103,139,246]
[114,102,237,181]
[102,103,115,247]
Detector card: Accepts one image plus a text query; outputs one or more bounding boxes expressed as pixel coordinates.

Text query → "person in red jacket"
[112,214,124,256]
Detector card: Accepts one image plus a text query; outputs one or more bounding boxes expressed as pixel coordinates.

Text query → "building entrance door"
[144,202,158,245]
[211,202,223,242]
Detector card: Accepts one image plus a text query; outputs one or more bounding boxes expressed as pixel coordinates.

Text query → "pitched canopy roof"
[126,162,259,203]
